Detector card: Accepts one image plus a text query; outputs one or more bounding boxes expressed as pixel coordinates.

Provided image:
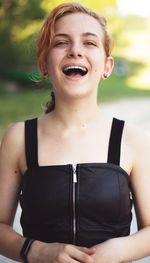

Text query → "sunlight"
[117,0,150,16]
[41,0,116,12]
[127,67,150,90]
[12,22,42,41]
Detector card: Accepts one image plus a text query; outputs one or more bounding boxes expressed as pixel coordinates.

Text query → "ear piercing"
[103,73,108,79]
[43,72,48,78]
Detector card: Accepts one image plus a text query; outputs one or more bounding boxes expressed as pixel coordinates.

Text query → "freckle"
[14,170,18,174]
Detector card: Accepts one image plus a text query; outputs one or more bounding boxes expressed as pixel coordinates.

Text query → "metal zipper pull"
[72,164,77,183]
[72,164,77,244]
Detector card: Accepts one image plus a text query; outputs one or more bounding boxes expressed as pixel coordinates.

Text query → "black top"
[19,117,132,247]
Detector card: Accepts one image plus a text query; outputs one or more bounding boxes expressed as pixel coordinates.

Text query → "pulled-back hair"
[37,2,113,113]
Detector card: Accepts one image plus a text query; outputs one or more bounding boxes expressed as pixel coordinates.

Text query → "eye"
[84,41,97,46]
[54,41,69,47]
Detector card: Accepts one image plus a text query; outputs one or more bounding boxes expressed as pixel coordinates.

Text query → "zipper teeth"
[72,164,77,244]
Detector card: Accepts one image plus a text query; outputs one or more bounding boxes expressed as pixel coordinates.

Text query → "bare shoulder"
[1,121,24,150]
[123,121,150,184]
[123,121,150,154]
[0,122,25,170]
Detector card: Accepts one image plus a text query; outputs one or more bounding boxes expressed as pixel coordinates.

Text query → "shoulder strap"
[107,118,125,165]
[25,118,38,168]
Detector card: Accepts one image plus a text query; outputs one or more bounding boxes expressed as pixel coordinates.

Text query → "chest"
[38,131,109,165]
[21,163,132,224]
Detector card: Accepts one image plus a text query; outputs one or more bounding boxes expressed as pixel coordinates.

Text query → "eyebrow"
[54,32,98,38]
[82,32,98,38]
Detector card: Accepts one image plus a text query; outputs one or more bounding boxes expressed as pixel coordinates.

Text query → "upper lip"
[62,63,88,72]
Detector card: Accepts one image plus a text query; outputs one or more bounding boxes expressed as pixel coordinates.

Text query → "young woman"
[0,2,150,263]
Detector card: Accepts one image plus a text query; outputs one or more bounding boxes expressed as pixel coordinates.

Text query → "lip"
[63,74,86,80]
[61,63,88,80]
[62,63,88,72]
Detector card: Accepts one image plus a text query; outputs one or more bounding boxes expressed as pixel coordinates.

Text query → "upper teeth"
[64,65,87,72]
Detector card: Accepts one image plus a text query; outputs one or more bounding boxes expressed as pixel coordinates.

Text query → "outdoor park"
[0,0,150,262]
[0,0,150,138]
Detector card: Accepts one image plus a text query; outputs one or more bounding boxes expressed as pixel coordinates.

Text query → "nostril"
[67,53,74,58]
[67,48,83,58]
[67,53,83,58]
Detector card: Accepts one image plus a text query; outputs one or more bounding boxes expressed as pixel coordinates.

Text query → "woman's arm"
[0,123,95,263]
[91,126,150,263]
[0,123,26,261]
[121,126,150,261]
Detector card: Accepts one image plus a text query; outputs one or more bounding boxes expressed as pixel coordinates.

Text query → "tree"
[0,0,117,72]
[41,0,116,13]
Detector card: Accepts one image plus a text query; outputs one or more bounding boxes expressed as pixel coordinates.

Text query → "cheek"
[47,50,65,73]
[89,49,105,66]
[94,55,106,73]
[47,56,58,75]
[92,59,105,75]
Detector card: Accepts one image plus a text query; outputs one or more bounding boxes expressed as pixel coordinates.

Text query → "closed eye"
[84,41,97,46]
[54,41,69,46]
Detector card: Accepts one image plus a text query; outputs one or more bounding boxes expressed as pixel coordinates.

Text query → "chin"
[64,87,94,100]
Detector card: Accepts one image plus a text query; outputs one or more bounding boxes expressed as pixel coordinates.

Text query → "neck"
[51,94,100,129]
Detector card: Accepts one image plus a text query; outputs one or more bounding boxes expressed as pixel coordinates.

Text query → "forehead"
[54,13,103,38]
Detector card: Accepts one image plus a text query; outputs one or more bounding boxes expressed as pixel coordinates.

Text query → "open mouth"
[62,65,88,77]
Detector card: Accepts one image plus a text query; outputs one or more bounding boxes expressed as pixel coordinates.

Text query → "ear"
[101,56,114,80]
[40,62,49,78]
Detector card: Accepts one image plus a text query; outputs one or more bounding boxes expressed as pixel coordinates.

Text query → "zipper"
[72,164,77,244]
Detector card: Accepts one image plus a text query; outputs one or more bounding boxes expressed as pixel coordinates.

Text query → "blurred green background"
[0,0,150,138]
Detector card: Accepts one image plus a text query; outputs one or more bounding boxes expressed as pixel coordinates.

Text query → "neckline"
[36,117,114,167]
[24,162,129,179]
[25,117,125,172]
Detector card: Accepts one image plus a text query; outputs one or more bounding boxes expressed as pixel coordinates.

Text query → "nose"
[67,43,83,58]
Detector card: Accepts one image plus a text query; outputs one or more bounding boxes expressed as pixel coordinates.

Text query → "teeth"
[63,65,87,72]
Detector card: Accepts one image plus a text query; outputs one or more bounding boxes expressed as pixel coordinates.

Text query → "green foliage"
[0,88,49,138]
[41,0,117,12]
[0,0,150,138]
[0,0,45,68]
[0,0,117,69]
[1,68,150,138]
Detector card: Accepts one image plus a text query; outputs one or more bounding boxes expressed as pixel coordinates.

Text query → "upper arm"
[130,127,150,229]
[0,122,24,226]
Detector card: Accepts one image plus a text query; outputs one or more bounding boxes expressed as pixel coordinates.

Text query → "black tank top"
[19,117,132,247]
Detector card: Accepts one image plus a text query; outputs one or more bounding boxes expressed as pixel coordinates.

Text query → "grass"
[99,72,150,102]
[1,66,150,139]
[1,15,150,138]
[0,86,50,138]
[99,56,150,101]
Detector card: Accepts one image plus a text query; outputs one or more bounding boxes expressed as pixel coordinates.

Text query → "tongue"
[65,68,84,77]
[69,72,82,77]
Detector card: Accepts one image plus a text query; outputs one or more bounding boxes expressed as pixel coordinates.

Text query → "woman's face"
[46,13,113,99]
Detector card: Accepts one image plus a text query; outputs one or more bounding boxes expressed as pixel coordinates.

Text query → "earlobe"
[40,62,48,78]
[102,73,108,79]
[102,56,114,80]
[43,71,48,78]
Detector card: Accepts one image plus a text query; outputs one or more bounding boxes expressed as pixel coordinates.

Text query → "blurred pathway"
[101,97,150,131]
[0,98,150,263]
